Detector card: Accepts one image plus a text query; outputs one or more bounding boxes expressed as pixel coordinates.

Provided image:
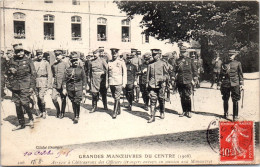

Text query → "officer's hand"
[134,81,137,86]
[240,85,244,91]
[62,89,67,95]
[142,68,147,73]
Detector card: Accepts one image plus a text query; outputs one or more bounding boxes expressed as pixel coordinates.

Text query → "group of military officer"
[0,43,244,131]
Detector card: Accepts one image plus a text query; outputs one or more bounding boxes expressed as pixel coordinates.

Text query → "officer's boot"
[42,102,46,119]
[233,101,239,121]
[136,87,140,103]
[23,104,34,128]
[90,94,97,113]
[159,99,165,119]
[60,98,66,119]
[71,102,77,121]
[128,92,132,111]
[112,100,118,119]
[52,100,60,118]
[117,100,121,115]
[186,99,192,118]
[179,98,186,117]
[37,98,43,117]
[12,103,26,131]
[145,97,149,111]
[223,100,229,119]
[148,105,155,123]
[74,102,80,124]
[102,95,108,110]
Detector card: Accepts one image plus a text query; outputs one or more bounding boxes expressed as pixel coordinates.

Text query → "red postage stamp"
[219,121,254,161]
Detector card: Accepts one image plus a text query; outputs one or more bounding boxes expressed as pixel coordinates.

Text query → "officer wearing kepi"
[218,50,243,121]
[174,46,198,118]
[34,49,52,119]
[51,50,69,118]
[147,49,168,123]
[7,43,36,130]
[108,48,127,119]
[131,48,142,103]
[125,53,138,111]
[63,52,87,124]
[88,49,108,113]
[139,53,152,110]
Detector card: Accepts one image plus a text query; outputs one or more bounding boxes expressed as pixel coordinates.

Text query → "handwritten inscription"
[24,149,73,158]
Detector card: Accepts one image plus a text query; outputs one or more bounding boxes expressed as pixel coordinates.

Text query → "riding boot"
[186,99,192,118]
[53,100,60,118]
[117,100,121,115]
[148,105,155,123]
[179,98,186,117]
[112,100,118,119]
[223,100,229,119]
[128,93,132,111]
[102,95,108,110]
[90,94,97,113]
[42,103,46,119]
[23,104,34,128]
[12,103,26,131]
[159,99,165,119]
[233,101,239,121]
[37,98,43,113]
[60,98,66,119]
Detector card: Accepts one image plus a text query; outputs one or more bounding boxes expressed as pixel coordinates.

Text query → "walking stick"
[31,93,40,116]
[241,89,244,108]
[66,97,70,112]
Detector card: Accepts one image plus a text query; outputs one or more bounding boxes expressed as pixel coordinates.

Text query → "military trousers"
[177,83,192,113]
[148,86,165,106]
[125,84,134,105]
[140,84,149,105]
[51,88,66,102]
[221,85,240,102]
[68,90,83,103]
[110,85,122,100]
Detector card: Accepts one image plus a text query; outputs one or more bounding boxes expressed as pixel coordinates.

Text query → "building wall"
[0,0,178,55]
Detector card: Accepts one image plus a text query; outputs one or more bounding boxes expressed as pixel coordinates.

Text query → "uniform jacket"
[163,59,174,80]
[212,58,222,73]
[174,57,198,84]
[219,60,243,87]
[192,58,204,74]
[6,56,36,90]
[139,61,149,84]
[34,59,52,88]
[126,61,137,85]
[63,66,87,91]
[51,60,69,89]
[108,58,127,86]
[147,59,168,88]
[131,56,142,70]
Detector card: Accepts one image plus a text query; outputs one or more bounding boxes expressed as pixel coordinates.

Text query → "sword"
[241,89,244,108]
[31,93,40,116]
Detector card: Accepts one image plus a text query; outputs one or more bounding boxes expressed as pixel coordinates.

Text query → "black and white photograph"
[0,0,259,166]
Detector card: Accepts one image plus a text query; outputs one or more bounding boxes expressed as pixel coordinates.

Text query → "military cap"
[143,53,151,59]
[54,50,63,56]
[162,54,169,58]
[70,51,79,60]
[62,50,67,54]
[98,47,104,52]
[151,49,161,55]
[228,50,239,55]
[7,49,12,53]
[180,46,187,52]
[13,43,23,50]
[137,51,141,55]
[36,49,43,55]
[80,53,85,59]
[110,48,119,55]
[131,48,137,54]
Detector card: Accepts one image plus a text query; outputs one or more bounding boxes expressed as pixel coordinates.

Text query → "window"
[71,16,82,41]
[44,14,55,40]
[13,12,26,39]
[121,19,130,42]
[44,0,53,3]
[97,17,107,41]
[72,0,80,5]
[145,31,149,43]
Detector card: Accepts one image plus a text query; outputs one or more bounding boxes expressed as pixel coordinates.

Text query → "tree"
[115,1,259,73]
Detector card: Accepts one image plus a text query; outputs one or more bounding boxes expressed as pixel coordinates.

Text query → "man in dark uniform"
[147,49,168,123]
[218,50,243,121]
[108,48,127,119]
[51,50,69,119]
[125,54,138,111]
[6,43,36,130]
[1,50,7,98]
[131,48,142,102]
[139,53,151,110]
[88,49,108,113]
[34,49,52,119]
[174,46,198,118]
[191,54,204,88]
[63,52,87,124]
[211,52,222,88]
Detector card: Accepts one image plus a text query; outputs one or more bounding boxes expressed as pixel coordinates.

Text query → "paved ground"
[1,72,259,165]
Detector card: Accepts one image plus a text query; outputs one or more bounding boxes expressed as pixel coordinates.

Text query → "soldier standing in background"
[174,46,198,118]
[125,54,138,111]
[7,43,36,130]
[63,52,87,124]
[108,48,127,119]
[191,54,204,88]
[147,49,168,123]
[51,50,69,119]
[1,50,7,98]
[211,52,222,88]
[131,48,142,103]
[139,53,151,111]
[88,49,108,113]
[218,50,243,121]
[34,49,52,119]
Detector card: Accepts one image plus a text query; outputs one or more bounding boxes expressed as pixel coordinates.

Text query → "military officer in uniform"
[147,49,168,123]
[174,46,198,118]
[125,54,138,111]
[7,43,36,130]
[34,49,52,119]
[63,52,87,124]
[108,48,127,119]
[191,54,204,88]
[218,50,243,121]
[131,48,142,102]
[1,50,7,98]
[98,47,109,63]
[139,53,151,110]
[51,50,69,119]
[88,49,108,113]
[211,52,222,88]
